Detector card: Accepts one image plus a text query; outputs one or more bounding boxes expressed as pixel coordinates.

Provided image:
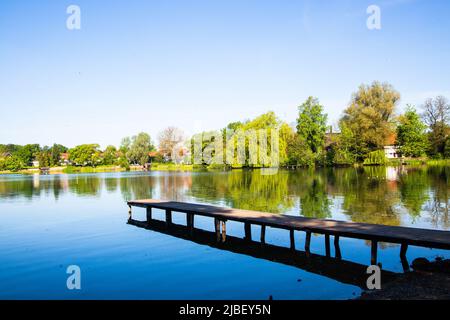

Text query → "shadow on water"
[128,217,399,290]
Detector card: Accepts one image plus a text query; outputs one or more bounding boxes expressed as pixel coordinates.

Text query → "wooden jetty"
[127,199,450,266]
[128,217,398,289]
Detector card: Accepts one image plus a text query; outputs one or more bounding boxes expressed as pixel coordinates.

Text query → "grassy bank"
[386,158,450,167]
[149,163,194,171]
[62,165,127,174]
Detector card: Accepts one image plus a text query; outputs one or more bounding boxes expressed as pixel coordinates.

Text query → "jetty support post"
[221,220,227,242]
[334,236,342,260]
[165,209,172,226]
[290,230,295,250]
[128,205,132,219]
[214,218,221,242]
[187,213,194,229]
[146,207,152,222]
[400,243,408,258]
[244,222,252,241]
[400,243,410,272]
[325,234,331,257]
[260,225,266,244]
[371,240,378,265]
[305,231,312,255]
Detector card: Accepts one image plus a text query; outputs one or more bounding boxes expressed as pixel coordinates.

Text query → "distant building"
[148,151,161,163]
[384,145,401,159]
[384,133,401,159]
[60,153,71,166]
[32,160,40,168]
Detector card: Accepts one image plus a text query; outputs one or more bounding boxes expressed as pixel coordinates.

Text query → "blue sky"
[1,0,449,148]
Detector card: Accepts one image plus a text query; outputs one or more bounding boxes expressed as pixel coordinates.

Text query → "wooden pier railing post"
[260,225,266,244]
[290,230,295,250]
[244,223,252,241]
[325,234,331,257]
[165,209,172,225]
[371,241,378,265]
[334,236,342,260]
[305,231,311,254]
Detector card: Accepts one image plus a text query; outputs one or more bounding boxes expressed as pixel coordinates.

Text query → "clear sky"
[1,0,449,148]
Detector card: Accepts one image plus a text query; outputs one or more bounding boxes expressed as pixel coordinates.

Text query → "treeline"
[0,144,68,172]
[0,133,158,172]
[1,81,450,172]
[192,82,450,167]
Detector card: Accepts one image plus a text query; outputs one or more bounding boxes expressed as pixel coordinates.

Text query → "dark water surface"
[0,167,449,299]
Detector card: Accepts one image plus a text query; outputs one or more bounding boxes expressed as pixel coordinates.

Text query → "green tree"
[296,97,328,153]
[1,156,25,172]
[128,132,154,165]
[69,144,101,166]
[15,144,40,166]
[286,135,315,167]
[421,96,450,157]
[444,137,450,158]
[396,106,428,157]
[326,126,356,166]
[102,145,118,165]
[216,112,289,168]
[339,81,400,161]
[120,137,131,155]
[49,144,68,166]
[36,149,52,168]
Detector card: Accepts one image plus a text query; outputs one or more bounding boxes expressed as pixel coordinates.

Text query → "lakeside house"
[60,153,71,166]
[384,145,401,159]
[384,133,402,159]
[325,130,402,159]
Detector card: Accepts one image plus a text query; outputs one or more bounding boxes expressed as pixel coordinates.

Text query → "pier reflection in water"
[128,216,399,290]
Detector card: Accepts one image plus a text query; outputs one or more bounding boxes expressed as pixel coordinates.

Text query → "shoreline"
[1,159,450,175]
[358,258,450,300]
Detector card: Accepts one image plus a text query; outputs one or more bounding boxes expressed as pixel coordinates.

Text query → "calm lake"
[0,166,449,299]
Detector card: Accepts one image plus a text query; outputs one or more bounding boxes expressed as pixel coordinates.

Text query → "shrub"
[363,150,387,166]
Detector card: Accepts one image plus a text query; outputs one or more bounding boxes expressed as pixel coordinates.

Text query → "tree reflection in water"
[0,166,449,229]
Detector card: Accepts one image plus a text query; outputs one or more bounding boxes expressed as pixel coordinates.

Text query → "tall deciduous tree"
[396,106,428,157]
[16,144,40,166]
[36,148,52,168]
[102,145,118,165]
[128,132,154,165]
[49,144,68,166]
[158,127,184,161]
[296,97,328,154]
[69,144,101,166]
[421,96,450,157]
[339,81,400,160]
